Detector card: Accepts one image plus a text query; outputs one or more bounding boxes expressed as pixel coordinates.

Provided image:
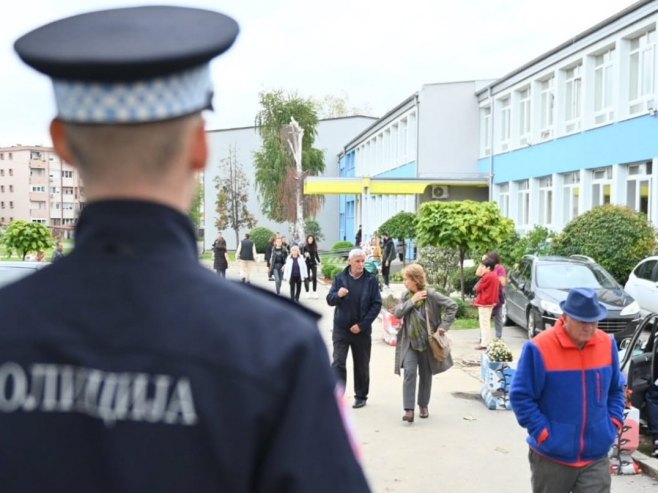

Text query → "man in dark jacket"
[327,248,382,408]
[2,7,371,492]
[381,232,396,287]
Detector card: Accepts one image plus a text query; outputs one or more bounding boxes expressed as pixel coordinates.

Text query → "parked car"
[506,255,641,340]
[619,313,658,423]
[624,255,658,315]
[0,261,48,289]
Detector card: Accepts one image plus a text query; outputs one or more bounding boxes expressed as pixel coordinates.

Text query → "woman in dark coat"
[302,234,321,299]
[212,233,229,277]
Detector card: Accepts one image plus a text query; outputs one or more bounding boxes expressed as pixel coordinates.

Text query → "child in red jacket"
[474,257,500,350]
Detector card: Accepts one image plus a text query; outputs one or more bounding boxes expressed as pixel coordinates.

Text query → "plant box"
[381,311,400,347]
[480,352,515,410]
[609,406,641,475]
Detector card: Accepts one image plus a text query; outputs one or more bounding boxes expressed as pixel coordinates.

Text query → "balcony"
[29,176,48,185]
[29,209,48,219]
[29,192,48,201]
[30,161,47,169]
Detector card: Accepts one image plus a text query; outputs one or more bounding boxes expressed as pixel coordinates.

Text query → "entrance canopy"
[304,176,489,195]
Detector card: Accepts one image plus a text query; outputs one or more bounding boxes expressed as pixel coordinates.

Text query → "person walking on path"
[4,6,370,492]
[484,251,507,339]
[269,237,288,295]
[51,241,65,262]
[355,225,362,247]
[302,234,321,299]
[381,232,396,288]
[327,249,382,409]
[265,235,276,281]
[474,257,500,350]
[236,232,257,283]
[393,264,457,423]
[283,245,308,302]
[396,238,406,263]
[510,288,625,493]
[212,232,229,277]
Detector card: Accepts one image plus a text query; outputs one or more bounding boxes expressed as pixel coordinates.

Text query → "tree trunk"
[234,229,240,254]
[459,247,466,301]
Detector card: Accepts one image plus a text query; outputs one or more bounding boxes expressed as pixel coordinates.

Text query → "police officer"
[1,6,370,492]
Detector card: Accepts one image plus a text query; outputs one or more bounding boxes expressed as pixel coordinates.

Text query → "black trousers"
[381,261,391,286]
[304,265,318,291]
[289,277,302,301]
[215,268,226,278]
[332,330,371,401]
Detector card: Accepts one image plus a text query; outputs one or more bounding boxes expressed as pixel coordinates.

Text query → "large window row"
[496,161,654,232]
[480,21,657,157]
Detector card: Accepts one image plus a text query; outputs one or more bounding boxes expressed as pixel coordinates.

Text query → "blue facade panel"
[339,151,357,244]
[374,161,417,178]
[478,115,658,183]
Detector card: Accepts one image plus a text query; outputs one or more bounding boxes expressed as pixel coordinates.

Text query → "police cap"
[14,6,239,124]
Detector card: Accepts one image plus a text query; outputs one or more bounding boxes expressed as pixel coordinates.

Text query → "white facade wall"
[204,116,376,251]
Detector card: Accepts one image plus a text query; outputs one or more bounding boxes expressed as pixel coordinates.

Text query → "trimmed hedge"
[249,226,275,254]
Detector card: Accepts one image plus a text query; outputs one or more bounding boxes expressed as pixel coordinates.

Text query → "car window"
[536,263,618,289]
[635,260,658,281]
[516,259,532,283]
[0,267,38,289]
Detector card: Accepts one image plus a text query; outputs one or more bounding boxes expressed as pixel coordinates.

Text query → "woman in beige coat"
[393,264,458,423]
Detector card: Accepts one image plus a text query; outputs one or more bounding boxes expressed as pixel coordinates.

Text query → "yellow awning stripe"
[304,180,363,195]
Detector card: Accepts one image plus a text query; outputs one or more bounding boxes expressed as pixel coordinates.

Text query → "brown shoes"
[419,407,429,419]
[402,410,414,423]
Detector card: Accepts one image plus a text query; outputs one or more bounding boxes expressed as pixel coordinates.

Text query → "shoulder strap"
[425,301,433,336]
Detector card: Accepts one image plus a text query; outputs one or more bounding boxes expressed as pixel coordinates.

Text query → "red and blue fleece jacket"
[510,318,625,466]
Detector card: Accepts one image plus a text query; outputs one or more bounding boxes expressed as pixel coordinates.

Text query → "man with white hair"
[327,249,382,409]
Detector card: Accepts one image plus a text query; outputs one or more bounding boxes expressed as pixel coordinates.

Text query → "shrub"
[451,265,479,296]
[249,226,275,254]
[377,211,417,242]
[331,240,353,251]
[304,219,325,242]
[450,296,468,319]
[322,264,345,280]
[416,246,460,292]
[552,205,657,283]
[496,225,557,270]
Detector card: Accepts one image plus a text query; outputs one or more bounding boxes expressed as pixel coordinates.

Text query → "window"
[30,168,45,177]
[538,176,553,226]
[0,170,3,176]
[593,48,615,124]
[498,183,510,217]
[8,169,13,176]
[480,106,491,156]
[31,185,46,193]
[563,172,580,223]
[0,186,3,193]
[539,77,555,139]
[591,167,612,207]
[9,185,13,193]
[30,201,46,210]
[518,88,531,145]
[626,161,653,218]
[63,202,75,210]
[8,153,11,160]
[634,259,658,281]
[399,119,408,162]
[9,201,14,209]
[516,179,530,227]
[63,170,73,178]
[629,29,656,115]
[30,151,42,160]
[564,64,582,132]
[499,97,511,150]
[0,153,3,160]
[0,202,4,209]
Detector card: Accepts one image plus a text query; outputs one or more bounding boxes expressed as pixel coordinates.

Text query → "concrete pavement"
[213,260,658,492]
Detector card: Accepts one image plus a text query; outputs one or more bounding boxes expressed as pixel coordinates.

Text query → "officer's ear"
[50,119,76,166]
[189,117,208,172]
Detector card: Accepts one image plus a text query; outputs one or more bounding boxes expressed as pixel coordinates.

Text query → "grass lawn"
[451,318,480,330]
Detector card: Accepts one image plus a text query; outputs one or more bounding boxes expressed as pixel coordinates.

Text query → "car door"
[628,259,658,314]
[623,314,658,411]
[506,258,532,326]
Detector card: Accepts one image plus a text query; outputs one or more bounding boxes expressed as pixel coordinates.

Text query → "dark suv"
[506,255,641,340]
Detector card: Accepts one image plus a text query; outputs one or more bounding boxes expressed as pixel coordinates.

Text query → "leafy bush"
[416,246,460,292]
[390,272,403,282]
[331,240,353,251]
[552,205,657,283]
[1,220,53,260]
[249,226,275,254]
[304,218,325,242]
[378,211,417,241]
[496,225,557,270]
[322,264,344,280]
[451,265,479,296]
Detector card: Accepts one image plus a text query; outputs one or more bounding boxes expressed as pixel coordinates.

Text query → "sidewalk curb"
[633,451,658,479]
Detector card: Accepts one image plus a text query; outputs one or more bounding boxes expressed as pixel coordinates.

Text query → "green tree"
[188,180,203,235]
[378,211,417,242]
[254,90,325,224]
[2,220,53,260]
[495,225,557,270]
[304,218,325,242]
[416,201,515,298]
[416,245,460,292]
[215,144,257,248]
[314,93,372,118]
[249,226,275,254]
[552,205,657,283]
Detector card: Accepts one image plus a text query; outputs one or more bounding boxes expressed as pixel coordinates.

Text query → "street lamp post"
[285,117,305,240]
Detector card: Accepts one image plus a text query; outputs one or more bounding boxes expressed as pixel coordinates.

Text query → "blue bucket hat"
[559,288,608,323]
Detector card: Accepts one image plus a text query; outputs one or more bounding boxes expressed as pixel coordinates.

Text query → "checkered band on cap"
[52,65,212,123]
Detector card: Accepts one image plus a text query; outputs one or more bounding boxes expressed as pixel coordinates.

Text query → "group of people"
[358,229,398,289]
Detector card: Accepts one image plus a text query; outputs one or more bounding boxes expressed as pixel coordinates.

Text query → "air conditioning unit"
[431,185,449,200]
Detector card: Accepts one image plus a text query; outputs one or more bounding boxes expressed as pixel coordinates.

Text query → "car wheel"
[527,309,541,339]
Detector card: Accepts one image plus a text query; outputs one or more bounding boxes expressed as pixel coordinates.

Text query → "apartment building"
[0,146,84,238]
[478,0,658,233]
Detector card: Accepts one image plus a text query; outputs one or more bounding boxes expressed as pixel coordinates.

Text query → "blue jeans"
[273,265,283,294]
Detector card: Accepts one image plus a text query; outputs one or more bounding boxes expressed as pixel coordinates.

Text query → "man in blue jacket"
[510,288,625,493]
[327,249,382,409]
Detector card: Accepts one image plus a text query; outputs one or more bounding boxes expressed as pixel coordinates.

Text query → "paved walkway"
[212,260,658,492]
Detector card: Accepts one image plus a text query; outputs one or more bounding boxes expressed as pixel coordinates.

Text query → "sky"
[0,0,639,147]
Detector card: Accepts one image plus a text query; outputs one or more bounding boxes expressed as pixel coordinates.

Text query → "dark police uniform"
[2,6,370,492]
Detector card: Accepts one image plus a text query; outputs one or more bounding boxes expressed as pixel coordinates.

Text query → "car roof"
[522,255,597,265]
[0,261,50,269]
